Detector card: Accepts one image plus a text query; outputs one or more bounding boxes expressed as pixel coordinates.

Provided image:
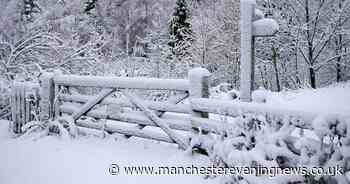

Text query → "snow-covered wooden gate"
[38,68,212,149]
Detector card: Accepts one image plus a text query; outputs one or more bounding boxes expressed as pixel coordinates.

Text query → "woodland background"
[0,0,350,91]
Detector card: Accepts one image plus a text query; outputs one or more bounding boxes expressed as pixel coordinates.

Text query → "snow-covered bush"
[211,83,239,101]
[20,115,79,140]
[252,87,269,103]
[191,114,350,184]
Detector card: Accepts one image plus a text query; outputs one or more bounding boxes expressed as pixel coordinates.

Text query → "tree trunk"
[309,67,316,88]
[305,0,316,88]
[258,66,267,89]
[336,34,342,82]
[336,62,342,82]
[294,30,301,87]
[336,0,343,82]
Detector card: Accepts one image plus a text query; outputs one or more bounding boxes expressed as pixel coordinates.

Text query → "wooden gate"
[39,68,212,149]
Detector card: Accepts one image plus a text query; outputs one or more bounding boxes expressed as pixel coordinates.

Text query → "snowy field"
[1,82,349,184]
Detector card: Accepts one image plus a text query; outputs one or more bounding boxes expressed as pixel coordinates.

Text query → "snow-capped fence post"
[189,68,210,118]
[39,73,55,121]
[239,0,279,102]
[189,68,210,120]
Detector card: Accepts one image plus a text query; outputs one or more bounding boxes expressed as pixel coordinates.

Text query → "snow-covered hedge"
[191,113,350,184]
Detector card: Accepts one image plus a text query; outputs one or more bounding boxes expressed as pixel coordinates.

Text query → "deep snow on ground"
[0,121,213,184]
[1,83,349,184]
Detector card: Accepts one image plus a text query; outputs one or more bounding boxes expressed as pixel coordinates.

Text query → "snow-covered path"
[0,122,213,184]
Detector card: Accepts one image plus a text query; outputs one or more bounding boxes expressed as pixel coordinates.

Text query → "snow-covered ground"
[0,121,213,184]
[0,83,349,184]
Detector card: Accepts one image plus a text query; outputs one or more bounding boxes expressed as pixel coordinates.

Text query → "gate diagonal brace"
[72,88,115,121]
[125,92,188,139]
[122,91,188,150]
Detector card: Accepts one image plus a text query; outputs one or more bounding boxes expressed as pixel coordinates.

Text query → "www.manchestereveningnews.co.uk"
[108,164,344,177]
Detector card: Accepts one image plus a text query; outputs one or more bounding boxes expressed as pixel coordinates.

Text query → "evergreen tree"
[168,0,193,62]
[84,0,98,14]
[22,0,40,22]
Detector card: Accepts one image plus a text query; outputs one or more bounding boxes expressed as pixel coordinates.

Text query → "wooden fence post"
[239,0,255,102]
[11,82,25,133]
[39,73,55,121]
[239,0,279,102]
[188,68,211,153]
[188,68,210,119]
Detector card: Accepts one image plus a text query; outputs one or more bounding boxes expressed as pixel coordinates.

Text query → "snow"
[188,67,211,99]
[252,87,268,103]
[214,82,350,121]
[241,0,256,5]
[210,83,238,101]
[254,9,264,21]
[206,82,350,183]
[188,68,211,79]
[211,82,350,140]
[0,121,213,184]
[2,81,350,184]
[263,83,350,116]
[54,75,190,91]
[252,18,279,36]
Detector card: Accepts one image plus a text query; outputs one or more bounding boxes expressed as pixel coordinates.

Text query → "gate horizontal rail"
[54,75,190,91]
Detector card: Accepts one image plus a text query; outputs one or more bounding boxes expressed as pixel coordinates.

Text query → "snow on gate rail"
[53,75,190,91]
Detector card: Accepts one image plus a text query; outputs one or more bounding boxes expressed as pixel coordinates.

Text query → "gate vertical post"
[39,73,55,121]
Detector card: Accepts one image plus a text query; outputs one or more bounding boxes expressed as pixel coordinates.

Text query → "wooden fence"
[10,82,40,133]
[9,68,347,149]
